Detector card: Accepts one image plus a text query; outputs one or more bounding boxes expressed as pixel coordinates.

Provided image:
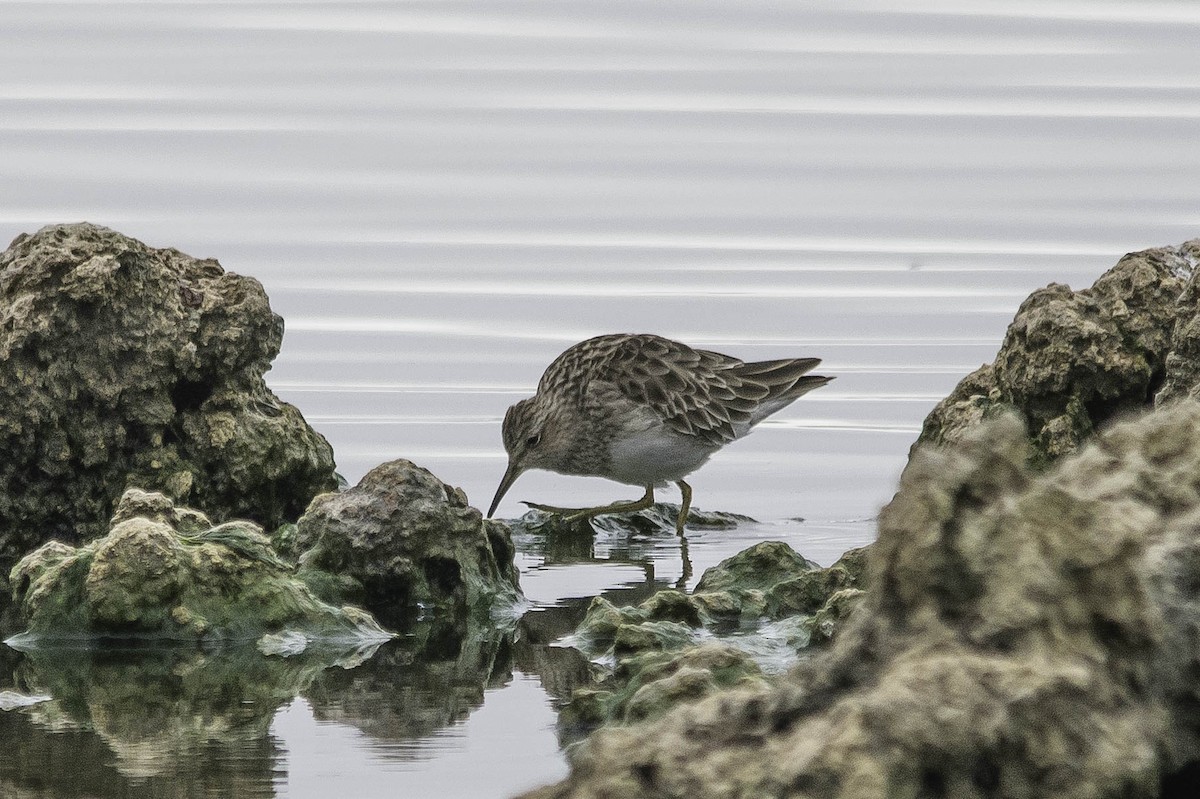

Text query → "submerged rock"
[522,403,1200,798]
[7,489,389,646]
[919,240,1200,460]
[292,459,520,626]
[0,223,337,573]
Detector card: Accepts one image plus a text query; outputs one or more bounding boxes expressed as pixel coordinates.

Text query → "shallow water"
[3,1,1200,797]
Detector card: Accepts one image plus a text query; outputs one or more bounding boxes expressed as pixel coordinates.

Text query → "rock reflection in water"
[0,642,305,796]
[303,619,515,742]
[0,604,605,797]
[0,629,485,791]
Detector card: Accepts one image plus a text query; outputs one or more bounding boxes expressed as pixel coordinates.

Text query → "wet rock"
[800,587,866,645]
[590,504,755,534]
[575,591,703,648]
[292,459,520,626]
[7,489,389,646]
[559,540,866,734]
[765,546,869,624]
[631,646,760,724]
[694,540,819,594]
[688,540,821,621]
[612,620,696,657]
[919,240,1200,460]
[510,503,754,539]
[563,643,764,736]
[640,589,704,627]
[0,223,337,573]
[521,403,1200,799]
[691,541,865,630]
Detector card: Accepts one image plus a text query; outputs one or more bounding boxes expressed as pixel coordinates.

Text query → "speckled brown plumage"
[535,333,829,446]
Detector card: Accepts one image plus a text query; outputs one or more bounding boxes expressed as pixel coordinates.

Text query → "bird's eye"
[526,433,541,448]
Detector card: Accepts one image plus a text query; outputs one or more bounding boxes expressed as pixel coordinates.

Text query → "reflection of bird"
[486,333,832,534]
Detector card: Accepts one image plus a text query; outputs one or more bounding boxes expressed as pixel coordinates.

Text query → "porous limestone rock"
[919,240,1200,460]
[560,542,868,733]
[0,223,337,573]
[521,403,1200,799]
[693,542,867,624]
[7,489,387,645]
[559,642,765,734]
[292,459,520,625]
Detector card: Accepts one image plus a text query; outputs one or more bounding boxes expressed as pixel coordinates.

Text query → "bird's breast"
[605,424,718,486]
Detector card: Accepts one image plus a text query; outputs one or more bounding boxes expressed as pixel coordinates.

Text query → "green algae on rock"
[292,459,521,626]
[559,542,868,735]
[693,541,867,629]
[7,489,390,648]
[918,240,1200,461]
[559,643,764,734]
[522,403,1200,799]
[0,223,338,573]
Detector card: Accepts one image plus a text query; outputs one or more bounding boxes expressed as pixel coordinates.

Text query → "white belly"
[607,424,718,486]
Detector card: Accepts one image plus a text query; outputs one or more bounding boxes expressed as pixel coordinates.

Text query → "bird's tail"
[729,358,833,426]
[731,357,833,400]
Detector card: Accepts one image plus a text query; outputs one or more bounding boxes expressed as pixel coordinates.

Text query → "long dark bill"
[487,460,523,518]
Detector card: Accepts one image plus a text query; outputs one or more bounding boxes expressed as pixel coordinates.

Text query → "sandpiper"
[486,333,832,534]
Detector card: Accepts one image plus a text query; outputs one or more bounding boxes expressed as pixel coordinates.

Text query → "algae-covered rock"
[510,503,754,541]
[612,620,696,657]
[561,642,763,736]
[0,223,337,572]
[575,591,703,645]
[621,652,756,724]
[293,459,520,625]
[800,587,866,645]
[764,546,869,624]
[690,540,868,626]
[560,539,865,733]
[7,489,388,646]
[919,240,1200,460]
[523,404,1200,799]
[694,540,819,595]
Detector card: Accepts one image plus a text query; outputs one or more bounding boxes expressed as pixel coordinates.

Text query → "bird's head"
[487,395,570,517]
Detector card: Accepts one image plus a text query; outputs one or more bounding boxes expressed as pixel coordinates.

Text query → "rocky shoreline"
[521,243,1200,798]
[3,224,1200,796]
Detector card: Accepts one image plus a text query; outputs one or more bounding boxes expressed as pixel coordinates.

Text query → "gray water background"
[2,1,1200,797]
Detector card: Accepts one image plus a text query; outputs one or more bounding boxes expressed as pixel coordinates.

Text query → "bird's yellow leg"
[523,485,655,521]
[675,480,692,536]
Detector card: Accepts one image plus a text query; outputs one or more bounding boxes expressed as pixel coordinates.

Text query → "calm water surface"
[3,1,1200,796]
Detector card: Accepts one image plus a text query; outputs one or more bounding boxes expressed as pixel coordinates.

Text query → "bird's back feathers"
[538,333,832,446]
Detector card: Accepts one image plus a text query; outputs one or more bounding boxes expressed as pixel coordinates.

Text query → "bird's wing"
[541,334,830,446]
[597,335,772,446]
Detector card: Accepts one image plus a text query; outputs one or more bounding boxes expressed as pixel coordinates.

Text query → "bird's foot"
[521,500,643,523]
[521,500,596,520]
[522,486,656,523]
